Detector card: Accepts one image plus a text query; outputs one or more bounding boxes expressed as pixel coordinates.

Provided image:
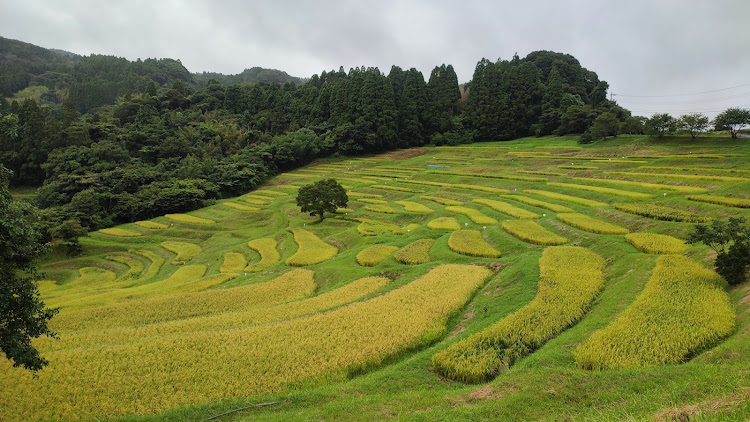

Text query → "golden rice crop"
[335,207,354,214]
[361,176,394,182]
[575,255,734,370]
[524,189,607,208]
[395,200,433,213]
[428,217,461,231]
[427,170,547,182]
[590,159,648,164]
[535,145,582,150]
[499,194,574,213]
[502,220,568,245]
[421,195,462,206]
[558,165,597,170]
[356,245,399,266]
[445,206,498,225]
[473,199,540,219]
[686,194,750,208]
[134,220,167,229]
[335,177,378,185]
[640,166,750,175]
[448,230,500,258]
[283,173,319,178]
[402,179,508,194]
[394,223,420,235]
[626,154,724,159]
[247,194,275,201]
[106,254,145,279]
[625,233,688,254]
[358,198,388,204]
[433,246,604,383]
[605,171,748,182]
[286,227,338,266]
[164,213,215,225]
[244,198,269,205]
[1,265,490,421]
[131,249,165,283]
[220,252,247,272]
[517,170,566,176]
[370,184,425,193]
[222,202,260,211]
[571,177,707,193]
[365,204,397,214]
[254,189,288,196]
[161,241,203,265]
[243,238,280,272]
[557,213,629,234]
[348,192,384,198]
[613,203,709,223]
[275,184,302,189]
[354,218,400,236]
[394,239,434,264]
[98,227,141,237]
[548,182,653,199]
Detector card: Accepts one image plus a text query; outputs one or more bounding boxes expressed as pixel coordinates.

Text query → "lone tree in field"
[296,178,348,221]
[687,217,750,285]
[645,113,677,138]
[0,166,58,371]
[679,112,711,139]
[713,107,750,139]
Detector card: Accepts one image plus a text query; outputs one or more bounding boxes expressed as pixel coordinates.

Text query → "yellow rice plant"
[445,206,498,225]
[473,199,540,219]
[244,198,268,205]
[432,246,605,383]
[517,170,566,176]
[348,192,384,198]
[335,177,378,185]
[220,252,247,273]
[558,165,597,170]
[365,204,397,214]
[134,221,167,229]
[370,184,425,193]
[626,154,724,159]
[427,170,547,182]
[361,175,395,182]
[625,233,688,254]
[613,203,709,223]
[502,220,568,246]
[421,195,462,206]
[394,239,434,264]
[245,238,281,272]
[222,202,260,211]
[357,245,399,266]
[164,214,215,225]
[246,194,276,201]
[283,173,318,178]
[275,184,302,190]
[571,177,707,193]
[161,241,203,265]
[358,198,388,204]
[335,207,354,214]
[640,166,750,175]
[286,227,338,266]
[575,255,734,370]
[557,213,629,235]
[448,230,500,258]
[106,254,145,279]
[686,194,750,208]
[524,189,607,208]
[254,189,288,196]
[395,223,419,234]
[590,159,648,163]
[395,200,433,213]
[500,194,574,213]
[548,182,653,199]
[605,171,748,182]
[428,217,461,231]
[98,228,141,237]
[354,218,400,236]
[535,145,582,150]
[41,267,117,303]
[402,179,508,194]
[131,249,165,283]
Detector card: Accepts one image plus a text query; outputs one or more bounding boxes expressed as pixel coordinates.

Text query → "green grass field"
[3,134,750,421]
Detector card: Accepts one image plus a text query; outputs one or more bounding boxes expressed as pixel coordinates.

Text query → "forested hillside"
[1,36,627,239]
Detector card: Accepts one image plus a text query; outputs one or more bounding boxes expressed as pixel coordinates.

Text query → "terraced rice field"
[5,135,750,421]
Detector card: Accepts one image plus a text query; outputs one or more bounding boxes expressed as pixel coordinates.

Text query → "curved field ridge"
[428,217,461,231]
[1,265,491,421]
[98,228,141,237]
[161,241,202,265]
[421,195,462,206]
[575,255,734,370]
[134,220,168,229]
[625,233,688,254]
[286,227,338,266]
[394,239,434,264]
[445,206,498,225]
[164,213,215,225]
[245,238,281,272]
[572,177,707,193]
[473,199,540,219]
[614,203,709,223]
[432,246,605,383]
[448,230,500,258]
[395,200,434,213]
[502,220,568,245]
[357,245,399,266]
[500,194,574,213]
[686,194,750,208]
[222,202,260,211]
[548,182,653,199]
[524,189,606,208]
[557,213,629,234]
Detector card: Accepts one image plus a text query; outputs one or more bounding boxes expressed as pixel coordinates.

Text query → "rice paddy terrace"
[3,135,750,421]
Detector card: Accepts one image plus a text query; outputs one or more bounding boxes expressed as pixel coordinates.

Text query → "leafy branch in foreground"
[687,217,750,285]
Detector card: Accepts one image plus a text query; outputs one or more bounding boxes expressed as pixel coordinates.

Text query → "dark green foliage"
[687,217,750,285]
[713,108,750,139]
[51,219,87,256]
[588,112,620,140]
[645,113,677,138]
[621,116,646,134]
[296,179,348,221]
[0,166,57,371]
[678,113,710,139]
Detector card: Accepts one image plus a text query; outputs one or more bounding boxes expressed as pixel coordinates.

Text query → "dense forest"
[0,36,629,238]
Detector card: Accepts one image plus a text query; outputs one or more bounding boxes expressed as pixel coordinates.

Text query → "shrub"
[687,217,750,285]
[625,233,688,254]
[445,206,498,225]
[164,214,215,225]
[473,199,540,219]
[500,194,574,213]
[134,221,167,229]
[428,217,461,231]
[98,228,141,237]
[395,201,433,213]
[613,203,709,223]
[220,253,247,273]
[575,255,734,370]
[356,245,399,266]
[286,227,338,266]
[448,230,500,258]
[433,246,605,383]
[686,194,750,208]
[557,213,629,234]
[524,189,606,208]
[161,241,203,265]
[394,239,434,264]
[245,238,281,272]
[222,202,260,211]
[548,182,653,199]
[421,195,462,206]
[502,220,568,245]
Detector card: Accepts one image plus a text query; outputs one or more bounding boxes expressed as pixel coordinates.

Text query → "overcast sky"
[1,0,749,117]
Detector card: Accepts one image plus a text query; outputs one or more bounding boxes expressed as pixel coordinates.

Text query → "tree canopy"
[687,217,750,285]
[713,108,750,139]
[295,179,348,221]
